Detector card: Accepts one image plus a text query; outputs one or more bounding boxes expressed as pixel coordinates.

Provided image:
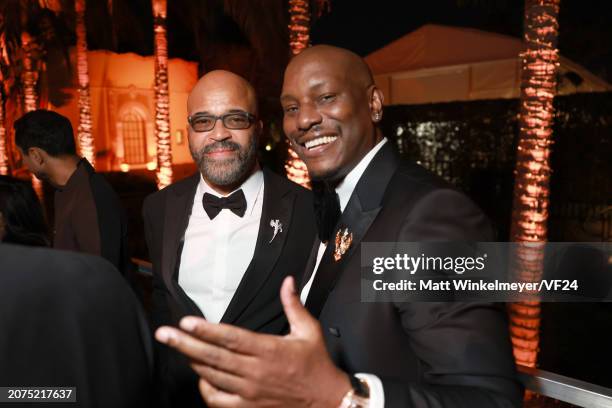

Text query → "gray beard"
[191,138,257,187]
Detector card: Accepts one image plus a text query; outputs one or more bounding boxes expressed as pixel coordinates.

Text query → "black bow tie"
[202,190,247,219]
[312,180,341,242]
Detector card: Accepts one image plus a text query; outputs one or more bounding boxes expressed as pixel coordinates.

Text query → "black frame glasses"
[188,111,256,132]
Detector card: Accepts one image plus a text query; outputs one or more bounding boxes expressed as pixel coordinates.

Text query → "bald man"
[156,47,523,407]
[142,70,317,407]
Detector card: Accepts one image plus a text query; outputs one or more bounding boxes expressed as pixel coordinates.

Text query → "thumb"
[280,276,319,337]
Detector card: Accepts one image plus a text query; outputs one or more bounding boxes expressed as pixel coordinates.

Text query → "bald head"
[188,70,258,117]
[285,45,374,91]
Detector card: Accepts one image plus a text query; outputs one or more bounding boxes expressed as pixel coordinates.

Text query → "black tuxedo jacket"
[0,244,153,408]
[142,168,316,407]
[302,143,523,407]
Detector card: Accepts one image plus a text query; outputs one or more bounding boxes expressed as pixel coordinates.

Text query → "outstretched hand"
[155,276,351,408]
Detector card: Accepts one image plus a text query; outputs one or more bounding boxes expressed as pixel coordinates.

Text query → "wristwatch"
[338,375,370,408]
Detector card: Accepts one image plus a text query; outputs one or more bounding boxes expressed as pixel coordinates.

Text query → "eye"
[283,105,298,114]
[192,116,214,127]
[318,93,336,103]
[225,114,250,128]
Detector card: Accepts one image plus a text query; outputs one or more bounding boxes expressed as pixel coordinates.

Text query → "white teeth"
[305,136,338,149]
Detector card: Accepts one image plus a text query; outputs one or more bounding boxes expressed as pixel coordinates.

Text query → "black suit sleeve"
[383,189,523,408]
[142,195,171,330]
[142,195,174,408]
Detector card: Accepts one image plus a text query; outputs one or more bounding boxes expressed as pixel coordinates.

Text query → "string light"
[0,96,8,175]
[21,32,45,203]
[509,0,560,369]
[152,0,173,190]
[285,0,320,188]
[75,0,95,167]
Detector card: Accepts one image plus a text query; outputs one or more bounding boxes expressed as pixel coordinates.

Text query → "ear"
[368,85,384,123]
[28,147,46,166]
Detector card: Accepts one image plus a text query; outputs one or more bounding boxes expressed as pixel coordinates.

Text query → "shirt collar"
[335,138,388,212]
[58,158,88,192]
[197,167,264,217]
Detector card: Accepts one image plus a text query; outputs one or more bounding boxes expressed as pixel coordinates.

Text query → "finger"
[179,316,271,355]
[199,378,245,408]
[280,276,320,337]
[156,326,253,376]
[191,362,252,397]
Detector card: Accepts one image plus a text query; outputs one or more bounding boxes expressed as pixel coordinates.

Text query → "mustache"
[293,123,341,140]
[202,140,241,154]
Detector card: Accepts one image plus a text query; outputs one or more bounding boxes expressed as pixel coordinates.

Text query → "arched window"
[120,111,147,164]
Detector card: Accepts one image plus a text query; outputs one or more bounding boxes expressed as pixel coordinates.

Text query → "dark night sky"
[85,0,612,84]
[310,0,612,83]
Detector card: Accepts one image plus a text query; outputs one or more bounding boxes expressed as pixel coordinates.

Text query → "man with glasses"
[142,70,317,408]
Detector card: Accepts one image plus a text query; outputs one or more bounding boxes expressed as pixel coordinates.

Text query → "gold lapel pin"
[333,227,353,262]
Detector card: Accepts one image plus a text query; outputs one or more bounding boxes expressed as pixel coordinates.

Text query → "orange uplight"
[509,0,560,371]
[75,0,96,168]
[285,0,313,189]
[152,0,173,190]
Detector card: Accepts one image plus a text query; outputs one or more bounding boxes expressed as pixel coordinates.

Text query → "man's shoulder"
[143,173,199,210]
[263,168,312,198]
[393,160,455,192]
[383,159,494,240]
[0,244,121,286]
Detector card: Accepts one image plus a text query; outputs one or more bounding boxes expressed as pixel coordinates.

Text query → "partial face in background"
[187,70,261,189]
[18,147,49,182]
[280,45,383,182]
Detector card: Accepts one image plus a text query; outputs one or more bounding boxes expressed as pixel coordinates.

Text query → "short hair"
[14,110,77,157]
[0,175,49,246]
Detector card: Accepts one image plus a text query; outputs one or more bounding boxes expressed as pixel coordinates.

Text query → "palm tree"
[508,0,560,368]
[75,0,95,167]
[20,31,46,200]
[0,92,8,175]
[152,0,173,190]
[285,0,312,188]
[0,0,67,199]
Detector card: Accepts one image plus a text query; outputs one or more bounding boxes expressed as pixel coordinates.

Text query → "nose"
[296,104,322,132]
[208,118,232,141]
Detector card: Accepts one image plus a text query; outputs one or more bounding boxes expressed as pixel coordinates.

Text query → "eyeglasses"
[188,112,256,132]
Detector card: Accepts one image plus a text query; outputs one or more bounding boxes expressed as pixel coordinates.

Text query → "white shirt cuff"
[355,373,384,408]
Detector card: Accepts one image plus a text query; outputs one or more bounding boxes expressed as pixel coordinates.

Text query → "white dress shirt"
[300,138,388,408]
[179,169,264,323]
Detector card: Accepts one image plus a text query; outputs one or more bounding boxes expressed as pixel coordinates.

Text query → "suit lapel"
[306,143,400,315]
[161,174,199,304]
[300,237,323,289]
[221,169,294,324]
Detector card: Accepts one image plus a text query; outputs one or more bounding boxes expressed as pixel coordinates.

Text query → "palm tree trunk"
[21,32,45,202]
[21,33,40,113]
[509,0,560,369]
[75,0,95,167]
[285,0,311,189]
[0,92,9,175]
[152,0,173,190]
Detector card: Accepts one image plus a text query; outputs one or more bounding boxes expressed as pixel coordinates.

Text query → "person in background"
[0,175,49,246]
[0,244,153,407]
[14,109,129,274]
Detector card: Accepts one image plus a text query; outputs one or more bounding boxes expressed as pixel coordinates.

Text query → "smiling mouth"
[303,136,338,150]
